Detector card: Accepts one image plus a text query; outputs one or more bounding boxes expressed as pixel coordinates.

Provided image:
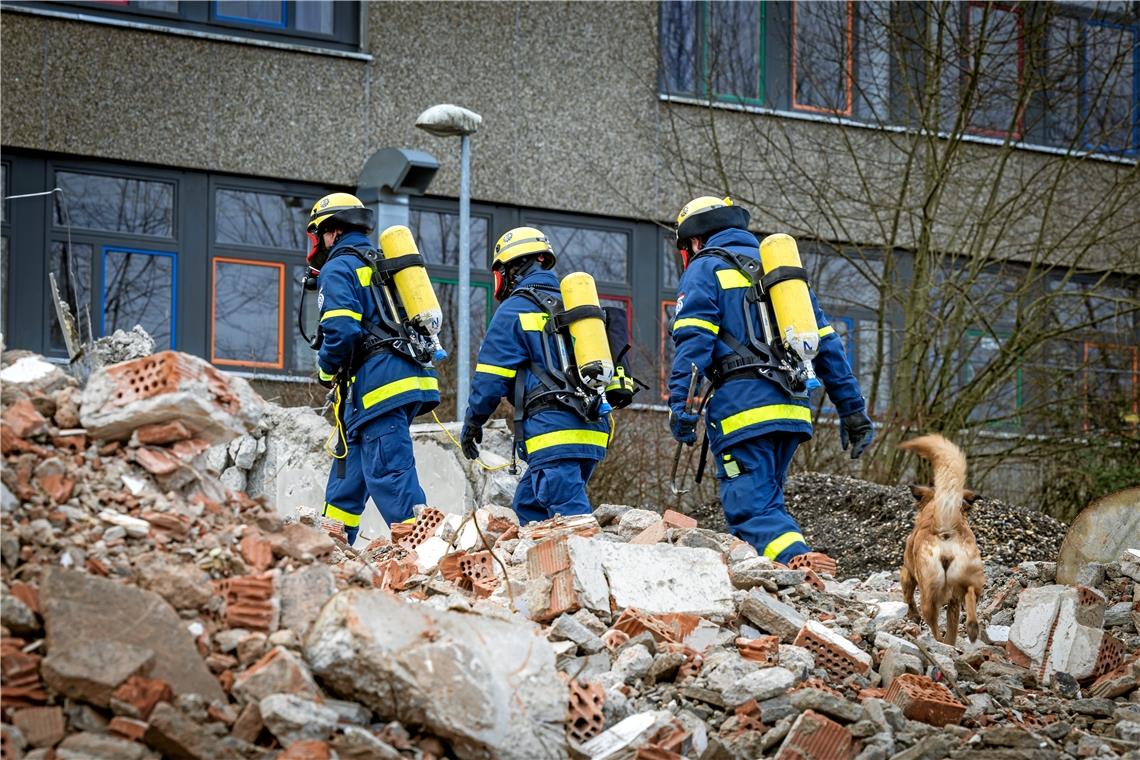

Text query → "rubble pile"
[2,349,1138,760]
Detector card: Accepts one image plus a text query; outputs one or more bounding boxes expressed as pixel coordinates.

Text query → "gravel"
[692,472,1067,579]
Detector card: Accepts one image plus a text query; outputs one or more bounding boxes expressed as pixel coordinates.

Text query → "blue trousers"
[512,459,598,525]
[323,407,425,544]
[714,433,811,564]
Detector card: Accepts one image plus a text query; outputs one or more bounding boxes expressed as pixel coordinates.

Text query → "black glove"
[840,411,873,459]
[460,421,482,461]
[669,406,700,445]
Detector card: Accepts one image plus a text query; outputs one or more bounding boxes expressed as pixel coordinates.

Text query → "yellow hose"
[431,411,513,472]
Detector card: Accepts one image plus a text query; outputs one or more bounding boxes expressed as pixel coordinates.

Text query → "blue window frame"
[213,0,286,29]
[101,246,177,350]
[1082,20,1140,155]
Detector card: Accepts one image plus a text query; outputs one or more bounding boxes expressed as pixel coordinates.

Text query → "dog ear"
[910,484,933,502]
[962,489,981,507]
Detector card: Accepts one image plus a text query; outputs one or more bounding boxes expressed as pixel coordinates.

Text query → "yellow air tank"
[758,233,819,363]
[379,225,444,338]
[560,272,614,392]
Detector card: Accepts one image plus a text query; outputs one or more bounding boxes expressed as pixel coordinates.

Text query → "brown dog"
[899,434,985,644]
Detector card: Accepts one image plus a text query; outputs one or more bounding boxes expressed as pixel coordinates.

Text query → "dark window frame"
[659,0,768,106]
[519,210,635,291]
[1081,18,1140,155]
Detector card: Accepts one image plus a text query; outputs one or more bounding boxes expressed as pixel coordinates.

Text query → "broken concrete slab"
[259,693,339,745]
[739,589,807,642]
[1008,584,1113,683]
[232,646,320,704]
[1057,486,1140,585]
[42,640,155,708]
[40,567,223,701]
[279,564,336,637]
[305,589,567,760]
[527,535,734,621]
[57,730,159,760]
[80,352,266,444]
[144,702,241,760]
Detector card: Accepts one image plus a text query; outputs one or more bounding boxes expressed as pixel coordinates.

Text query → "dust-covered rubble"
[1,348,1137,760]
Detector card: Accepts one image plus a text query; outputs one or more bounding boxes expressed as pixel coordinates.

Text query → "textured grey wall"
[2,3,1136,271]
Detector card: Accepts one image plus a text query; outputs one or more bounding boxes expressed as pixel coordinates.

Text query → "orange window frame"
[1082,341,1139,431]
[791,0,855,116]
[211,257,286,369]
[599,293,634,337]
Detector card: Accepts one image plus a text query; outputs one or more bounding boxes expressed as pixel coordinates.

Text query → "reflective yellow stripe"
[763,531,807,561]
[518,312,549,331]
[525,429,610,454]
[323,503,361,528]
[321,309,362,322]
[716,269,750,289]
[401,517,416,524]
[356,266,373,287]
[318,369,335,382]
[719,404,813,435]
[673,317,720,335]
[819,325,835,338]
[361,376,440,409]
[475,363,517,378]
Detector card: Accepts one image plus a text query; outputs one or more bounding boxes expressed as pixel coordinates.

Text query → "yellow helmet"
[307,192,374,234]
[492,226,557,269]
[675,195,750,250]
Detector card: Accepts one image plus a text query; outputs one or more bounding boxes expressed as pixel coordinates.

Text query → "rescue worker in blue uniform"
[306,192,440,544]
[459,227,611,524]
[668,197,873,565]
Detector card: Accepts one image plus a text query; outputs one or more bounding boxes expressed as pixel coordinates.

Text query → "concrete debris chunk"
[42,639,155,708]
[80,351,265,443]
[259,693,339,745]
[739,589,807,642]
[305,589,567,760]
[144,702,242,760]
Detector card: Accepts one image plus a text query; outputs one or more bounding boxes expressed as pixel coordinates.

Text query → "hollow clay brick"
[885,673,967,727]
[566,679,606,745]
[399,508,446,550]
[775,709,857,760]
[736,636,781,666]
[789,552,837,578]
[793,622,872,679]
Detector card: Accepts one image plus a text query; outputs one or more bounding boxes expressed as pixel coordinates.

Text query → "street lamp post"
[415,104,483,422]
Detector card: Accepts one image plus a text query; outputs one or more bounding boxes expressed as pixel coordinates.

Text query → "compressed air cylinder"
[560,272,614,392]
[758,233,820,363]
[379,225,444,338]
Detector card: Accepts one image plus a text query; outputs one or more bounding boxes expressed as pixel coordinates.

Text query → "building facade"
[1,1,1137,435]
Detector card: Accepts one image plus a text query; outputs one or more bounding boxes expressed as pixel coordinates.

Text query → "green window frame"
[660,0,767,107]
[962,328,1024,431]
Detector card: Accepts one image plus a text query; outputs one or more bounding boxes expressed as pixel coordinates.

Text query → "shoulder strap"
[691,246,763,285]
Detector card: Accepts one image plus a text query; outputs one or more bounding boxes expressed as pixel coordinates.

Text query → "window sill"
[5,4,373,62]
[659,93,1138,166]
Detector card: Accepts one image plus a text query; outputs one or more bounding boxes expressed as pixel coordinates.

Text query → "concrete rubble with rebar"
[1,349,1138,760]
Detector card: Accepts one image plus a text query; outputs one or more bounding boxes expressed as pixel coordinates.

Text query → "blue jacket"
[465,269,611,465]
[669,228,865,454]
[317,231,440,435]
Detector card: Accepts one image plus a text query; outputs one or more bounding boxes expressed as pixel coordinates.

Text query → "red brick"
[134,420,195,446]
[239,530,274,572]
[280,740,332,760]
[566,679,605,744]
[776,710,857,760]
[3,399,48,439]
[112,675,173,720]
[109,716,149,742]
[602,629,630,652]
[51,432,87,452]
[372,555,417,592]
[9,582,39,615]
[1092,633,1125,680]
[135,447,181,476]
[171,437,211,461]
[630,520,667,545]
[11,706,64,748]
[398,508,446,550]
[526,535,580,622]
[885,673,967,727]
[438,551,466,582]
[141,510,192,537]
[34,458,74,504]
[219,574,276,631]
[662,509,698,530]
[1088,655,1140,698]
[858,687,887,701]
[737,636,780,666]
[788,552,837,578]
[733,699,766,734]
[389,523,415,544]
[793,623,872,679]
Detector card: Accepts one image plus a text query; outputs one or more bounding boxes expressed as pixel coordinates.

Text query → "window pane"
[408,209,488,268]
[1048,280,1136,335]
[433,280,490,419]
[1084,343,1138,430]
[660,300,678,399]
[213,259,283,366]
[102,249,175,350]
[709,1,763,101]
[291,265,320,371]
[215,189,312,250]
[661,0,698,94]
[541,224,629,284]
[137,1,179,12]
[48,242,93,353]
[1085,23,1138,152]
[967,4,1023,136]
[55,172,174,237]
[1,237,8,339]
[854,1,891,121]
[215,0,284,26]
[663,235,683,290]
[295,0,333,34]
[856,318,891,415]
[962,332,1020,427]
[801,250,884,312]
[795,0,850,112]
[1047,16,1082,145]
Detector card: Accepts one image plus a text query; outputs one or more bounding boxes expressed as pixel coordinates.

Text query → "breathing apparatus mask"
[492,255,545,302]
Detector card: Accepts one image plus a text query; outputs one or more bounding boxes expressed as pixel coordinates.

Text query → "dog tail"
[900,433,967,534]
